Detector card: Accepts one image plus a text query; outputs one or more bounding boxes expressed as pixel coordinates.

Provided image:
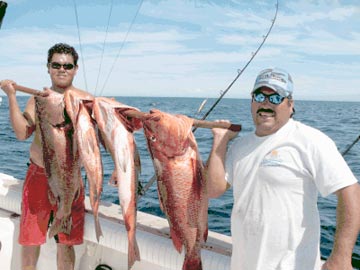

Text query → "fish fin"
[157,188,165,214]
[82,100,94,115]
[48,216,72,239]
[118,145,130,173]
[170,227,183,254]
[48,190,56,206]
[97,129,108,151]
[74,187,81,202]
[134,143,141,175]
[108,170,119,187]
[203,225,208,243]
[183,243,203,270]
[95,215,103,242]
[128,238,140,270]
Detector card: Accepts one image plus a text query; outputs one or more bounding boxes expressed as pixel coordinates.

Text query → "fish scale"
[93,97,142,270]
[64,89,104,242]
[35,89,83,238]
[143,109,208,270]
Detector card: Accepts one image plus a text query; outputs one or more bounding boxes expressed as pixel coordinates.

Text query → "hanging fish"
[35,89,83,238]
[0,1,7,29]
[93,97,142,269]
[143,109,208,270]
[64,89,104,242]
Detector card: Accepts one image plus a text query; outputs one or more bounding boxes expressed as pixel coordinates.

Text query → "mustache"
[257,108,275,114]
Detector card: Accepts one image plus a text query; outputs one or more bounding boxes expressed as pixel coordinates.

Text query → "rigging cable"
[94,0,114,97]
[98,0,144,97]
[138,0,279,198]
[73,0,89,91]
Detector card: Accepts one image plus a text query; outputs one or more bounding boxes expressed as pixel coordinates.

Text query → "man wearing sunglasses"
[1,43,85,270]
[206,67,360,270]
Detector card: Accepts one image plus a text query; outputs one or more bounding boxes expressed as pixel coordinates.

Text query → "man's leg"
[21,245,40,270]
[56,187,84,270]
[57,244,75,270]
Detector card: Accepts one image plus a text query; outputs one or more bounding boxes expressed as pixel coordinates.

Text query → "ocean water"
[0,96,359,268]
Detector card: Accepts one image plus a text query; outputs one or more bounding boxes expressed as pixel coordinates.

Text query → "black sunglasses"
[49,62,75,70]
[252,91,285,105]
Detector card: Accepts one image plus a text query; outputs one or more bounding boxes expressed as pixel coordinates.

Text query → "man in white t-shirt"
[206,67,360,270]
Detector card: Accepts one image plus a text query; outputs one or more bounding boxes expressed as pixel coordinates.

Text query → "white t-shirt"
[225,119,358,270]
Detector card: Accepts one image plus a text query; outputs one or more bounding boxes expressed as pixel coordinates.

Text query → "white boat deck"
[0,172,231,270]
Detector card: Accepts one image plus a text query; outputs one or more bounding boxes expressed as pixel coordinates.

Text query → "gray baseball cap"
[252,67,294,97]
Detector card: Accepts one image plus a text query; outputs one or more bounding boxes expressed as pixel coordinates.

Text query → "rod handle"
[14,84,48,97]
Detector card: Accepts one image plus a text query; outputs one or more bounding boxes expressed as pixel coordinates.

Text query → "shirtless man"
[1,43,85,270]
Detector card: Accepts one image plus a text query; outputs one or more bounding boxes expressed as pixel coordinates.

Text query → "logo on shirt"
[260,150,283,167]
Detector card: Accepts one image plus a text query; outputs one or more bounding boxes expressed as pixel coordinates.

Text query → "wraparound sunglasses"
[252,91,285,105]
[49,62,75,70]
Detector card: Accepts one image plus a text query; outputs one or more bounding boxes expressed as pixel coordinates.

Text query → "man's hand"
[212,119,239,143]
[0,79,16,96]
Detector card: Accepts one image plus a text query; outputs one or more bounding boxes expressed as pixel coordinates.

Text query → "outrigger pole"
[10,83,241,132]
[139,1,279,197]
[0,1,7,29]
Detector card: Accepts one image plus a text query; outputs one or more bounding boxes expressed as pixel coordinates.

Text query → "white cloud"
[0,0,359,101]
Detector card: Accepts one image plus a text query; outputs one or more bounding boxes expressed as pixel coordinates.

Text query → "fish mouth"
[142,112,161,131]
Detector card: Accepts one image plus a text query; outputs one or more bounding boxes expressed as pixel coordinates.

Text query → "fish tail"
[182,254,202,270]
[170,227,183,253]
[94,215,103,242]
[127,237,140,269]
[48,216,72,238]
[203,227,208,243]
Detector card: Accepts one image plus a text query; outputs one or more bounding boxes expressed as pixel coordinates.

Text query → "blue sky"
[0,0,359,101]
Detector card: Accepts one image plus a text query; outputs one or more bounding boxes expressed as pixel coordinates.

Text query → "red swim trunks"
[18,162,85,246]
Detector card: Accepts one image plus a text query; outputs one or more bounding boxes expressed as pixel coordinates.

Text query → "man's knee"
[21,245,40,270]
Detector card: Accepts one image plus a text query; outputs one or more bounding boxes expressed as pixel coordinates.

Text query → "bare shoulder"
[26,95,35,105]
[24,96,36,112]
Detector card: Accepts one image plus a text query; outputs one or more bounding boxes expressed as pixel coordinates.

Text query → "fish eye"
[150,136,156,142]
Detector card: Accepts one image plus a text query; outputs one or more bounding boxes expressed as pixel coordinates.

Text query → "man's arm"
[322,183,360,270]
[206,123,238,198]
[0,80,35,140]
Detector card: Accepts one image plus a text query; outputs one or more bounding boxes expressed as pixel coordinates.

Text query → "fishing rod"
[7,83,241,131]
[192,0,278,132]
[342,135,360,156]
[6,82,241,197]
[138,0,279,198]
